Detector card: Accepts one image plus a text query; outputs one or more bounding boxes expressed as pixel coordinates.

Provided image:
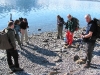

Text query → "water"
[0,0,100,34]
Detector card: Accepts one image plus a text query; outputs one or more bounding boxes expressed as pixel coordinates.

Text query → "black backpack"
[93,18,100,38]
[73,17,79,30]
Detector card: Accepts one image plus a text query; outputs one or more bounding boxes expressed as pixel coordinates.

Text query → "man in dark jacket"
[19,18,29,45]
[57,15,64,39]
[81,14,97,68]
[6,21,23,71]
[65,14,77,47]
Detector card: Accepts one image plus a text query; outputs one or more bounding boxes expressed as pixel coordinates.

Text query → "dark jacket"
[57,18,64,26]
[20,22,28,29]
[65,17,76,32]
[83,20,97,43]
[7,28,16,48]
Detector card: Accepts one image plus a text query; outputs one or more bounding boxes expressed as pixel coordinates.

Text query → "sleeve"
[8,31,16,48]
[89,22,96,33]
[65,21,68,29]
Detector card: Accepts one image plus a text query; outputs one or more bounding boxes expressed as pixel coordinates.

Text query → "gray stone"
[0,52,6,60]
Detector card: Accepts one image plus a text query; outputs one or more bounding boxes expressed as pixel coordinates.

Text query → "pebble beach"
[0,28,100,75]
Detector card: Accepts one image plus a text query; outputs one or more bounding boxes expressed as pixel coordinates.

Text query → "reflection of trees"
[0,0,41,17]
[16,0,39,13]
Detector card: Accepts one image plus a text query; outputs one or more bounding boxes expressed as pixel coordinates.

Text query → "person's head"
[23,18,27,22]
[67,14,72,20]
[85,14,91,23]
[8,21,14,29]
[14,19,20,25]
[57,15,61,19]
[19,17,23,22]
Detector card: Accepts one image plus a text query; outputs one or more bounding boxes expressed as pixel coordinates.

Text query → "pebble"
[0,28,100,75]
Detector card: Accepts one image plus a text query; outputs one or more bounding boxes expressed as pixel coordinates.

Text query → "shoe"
[57,36,60,39]
[9,64,15,68]
[14,67,23,71]
[26,42,29,45]
[84,64,90,68]
[20,46,23,49]
[21,43,24,46]
[64,43,68,46]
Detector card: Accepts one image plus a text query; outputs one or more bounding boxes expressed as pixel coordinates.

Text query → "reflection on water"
[0,0,100,34]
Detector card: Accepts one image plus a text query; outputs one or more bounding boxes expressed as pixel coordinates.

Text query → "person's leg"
[15,34,21,46]
[66,31,69,44]
[60,26,63,39]
[11,50,19,68]
[69,32,73,45]
[21,29,25,45]
[57,26,60,39]
[6,50,13,67]
[84,42,95,68]
[25,29,28,42]
[11,49,23,71]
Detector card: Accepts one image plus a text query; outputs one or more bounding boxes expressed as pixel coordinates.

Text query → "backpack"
[73,17,79,31]
[93,18,100,38]
[0,29,12,50]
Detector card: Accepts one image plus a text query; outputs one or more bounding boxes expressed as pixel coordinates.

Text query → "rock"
[49,71,61,75]
[74,55,80,61]
[53,57,62,62]
[38,29,41,31]
[43,39,49,42]
[0,52,6,60]
[54,48,62,52]
[64,73,72,75]
[75,59,85,64]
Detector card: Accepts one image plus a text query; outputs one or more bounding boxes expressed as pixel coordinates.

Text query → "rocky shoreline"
[0,28,100,75]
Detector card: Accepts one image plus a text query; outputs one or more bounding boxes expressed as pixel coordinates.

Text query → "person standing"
[6,21,23,71]
[57,15,64,39]
[14,19,21,47]
[65,14,77,46]
[81,14,97,68]
[19,18,29,45]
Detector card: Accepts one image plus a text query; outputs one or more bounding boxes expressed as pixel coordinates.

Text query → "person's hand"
[65,29,68,32]
[81,35,84,38]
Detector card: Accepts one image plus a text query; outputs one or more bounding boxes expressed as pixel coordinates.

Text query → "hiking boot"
[14,67,23,71]
[64,43,68,46]
[84,64,90,68]
[57,36,60,39]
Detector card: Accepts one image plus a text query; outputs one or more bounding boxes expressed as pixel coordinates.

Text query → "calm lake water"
[0,0,100,34]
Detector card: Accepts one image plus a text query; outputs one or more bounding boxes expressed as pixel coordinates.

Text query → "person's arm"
[8,31,16,50]
[82,22,96,38]
[82,31,93,38]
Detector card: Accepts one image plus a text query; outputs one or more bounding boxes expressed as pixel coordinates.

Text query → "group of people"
[57,14,79,46]
[3,13,98,72]
[5,17,29,71]
[57,14,97,68]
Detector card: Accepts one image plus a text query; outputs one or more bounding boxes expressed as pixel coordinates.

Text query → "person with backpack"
[6,21,23,71]
[81,14,97,68]
[14,19,22,48]
[19,18,29,45]
[57,15,64,39]
[65,14,79,47]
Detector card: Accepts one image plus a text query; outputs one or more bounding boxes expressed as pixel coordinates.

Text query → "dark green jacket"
[7,28,16,49]
[65,17,76,32]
